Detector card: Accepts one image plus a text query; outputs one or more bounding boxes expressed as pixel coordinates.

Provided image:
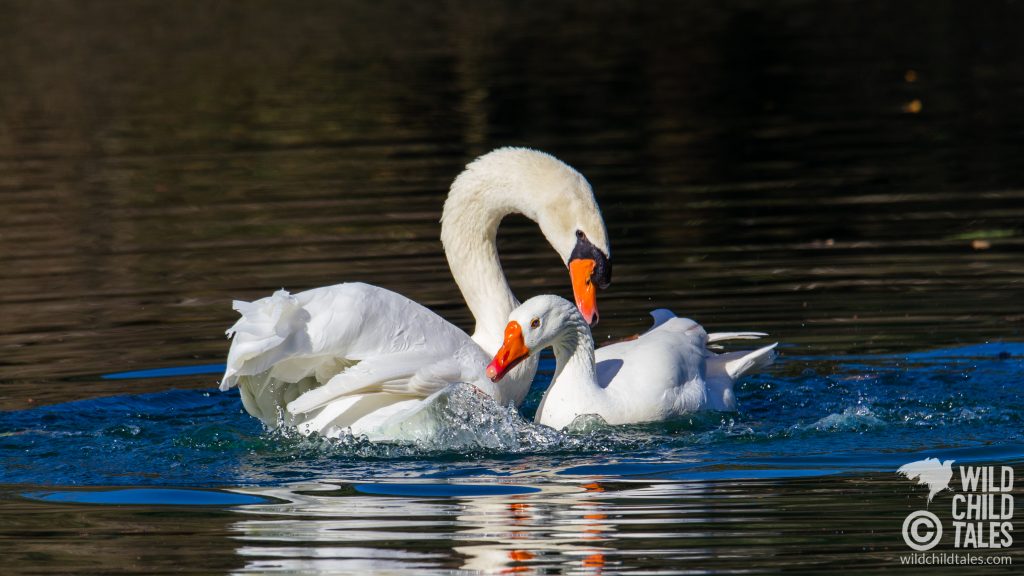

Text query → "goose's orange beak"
[486,321,530,382]
[570,258,598,325]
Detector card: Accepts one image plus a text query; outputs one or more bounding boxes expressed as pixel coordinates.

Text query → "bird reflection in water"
[223,480,620,574]
[454,481,613,573]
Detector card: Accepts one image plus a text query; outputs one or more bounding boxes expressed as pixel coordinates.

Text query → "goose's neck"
[441,180,536,353]
[550,319,599,395]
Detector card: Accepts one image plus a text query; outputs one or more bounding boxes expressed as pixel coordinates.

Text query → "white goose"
[486,295,776,430]
[220,148,611,439]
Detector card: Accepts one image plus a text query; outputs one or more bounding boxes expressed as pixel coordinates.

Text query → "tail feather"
[707,331,767,344]
[221,290,311,391]
[713,343,778,380]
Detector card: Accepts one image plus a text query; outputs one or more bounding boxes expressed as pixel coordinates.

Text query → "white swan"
[219,148,612,439]
[486,295,776,430]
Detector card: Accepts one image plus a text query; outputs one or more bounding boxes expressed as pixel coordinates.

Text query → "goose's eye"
[530,318,541,329]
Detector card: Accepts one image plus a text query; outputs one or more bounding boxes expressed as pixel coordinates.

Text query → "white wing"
[222,282,477,428]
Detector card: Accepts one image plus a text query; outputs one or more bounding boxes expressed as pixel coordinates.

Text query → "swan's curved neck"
[441,178,538,353]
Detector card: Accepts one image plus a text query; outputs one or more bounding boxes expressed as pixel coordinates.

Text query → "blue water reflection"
[24,488,269,506]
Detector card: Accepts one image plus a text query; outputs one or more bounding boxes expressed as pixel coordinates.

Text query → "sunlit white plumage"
[220,148,610,440]
[489,295,776,430]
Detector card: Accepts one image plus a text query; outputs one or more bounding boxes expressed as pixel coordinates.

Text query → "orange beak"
[486,321,530,382]
[569,258,598,325]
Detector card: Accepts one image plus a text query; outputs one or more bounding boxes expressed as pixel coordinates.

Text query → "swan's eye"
[576,230,585,240]
[530,318,541,329]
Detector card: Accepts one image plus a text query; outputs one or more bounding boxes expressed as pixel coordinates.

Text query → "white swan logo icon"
[897,458,955,503]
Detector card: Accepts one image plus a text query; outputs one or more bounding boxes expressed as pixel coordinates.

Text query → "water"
[2,0,1024,573]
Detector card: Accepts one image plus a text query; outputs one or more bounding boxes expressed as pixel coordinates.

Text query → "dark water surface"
[2,1,1023,573]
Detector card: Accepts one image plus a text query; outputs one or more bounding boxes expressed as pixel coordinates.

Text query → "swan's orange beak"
[486,321,530,382]
[570,258,599,325]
